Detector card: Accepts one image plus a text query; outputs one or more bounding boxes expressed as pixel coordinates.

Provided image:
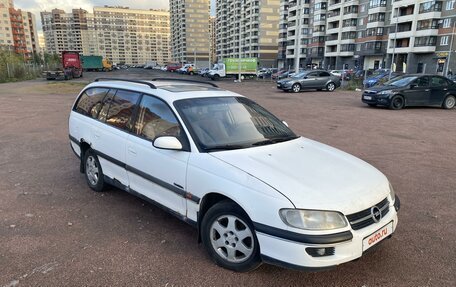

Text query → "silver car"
[277,70,341,93]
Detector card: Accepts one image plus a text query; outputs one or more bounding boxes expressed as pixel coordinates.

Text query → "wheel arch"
[197,192,247,243]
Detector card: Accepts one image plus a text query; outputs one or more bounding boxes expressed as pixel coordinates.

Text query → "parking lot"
[1,69,455,286]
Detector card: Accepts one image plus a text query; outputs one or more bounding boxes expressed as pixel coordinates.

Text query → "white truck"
[208,58,258,80]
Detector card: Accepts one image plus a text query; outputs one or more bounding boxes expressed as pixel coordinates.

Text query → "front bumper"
[361,92,392,106]
[257,197,400,270]
[277,82,293,90]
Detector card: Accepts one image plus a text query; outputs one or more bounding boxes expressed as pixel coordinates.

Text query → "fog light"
[306,247,335,257]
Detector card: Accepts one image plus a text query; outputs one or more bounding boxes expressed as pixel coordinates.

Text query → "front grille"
[346,198,390,230]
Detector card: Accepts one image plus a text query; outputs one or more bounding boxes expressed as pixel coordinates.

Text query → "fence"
[0,62,60,83]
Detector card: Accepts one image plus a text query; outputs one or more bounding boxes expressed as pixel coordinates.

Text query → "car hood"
[365,85,400,92]
[278,77,296,83]
[210,137,389,215]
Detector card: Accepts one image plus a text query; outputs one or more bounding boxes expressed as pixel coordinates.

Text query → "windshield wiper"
[251,136,299,146]
[201,144,246,152]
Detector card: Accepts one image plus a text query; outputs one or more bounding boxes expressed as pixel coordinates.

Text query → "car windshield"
[174,97,298,152]
[382,76,418,87]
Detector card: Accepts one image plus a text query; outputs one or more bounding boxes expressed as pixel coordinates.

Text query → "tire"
[201,201,261,272]
[442,95,456,109]
[291,83,301,93]
[213,74,220,81]
[326,82,336,92]
[83,150,105,192]
[389,95,405,110]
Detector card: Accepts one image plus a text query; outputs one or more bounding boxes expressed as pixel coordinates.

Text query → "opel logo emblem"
[371,206,382,223]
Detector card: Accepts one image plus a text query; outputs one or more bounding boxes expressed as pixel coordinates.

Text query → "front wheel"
[291,83,301,93]
[326,82,336,92]
[389,95,405,110]
[442,95,456,109]
[201,201,261,272]
[83,150,105,192]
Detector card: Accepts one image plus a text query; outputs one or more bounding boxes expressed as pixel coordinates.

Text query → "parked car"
[69,78,399,272]
[166,63,182,72]
[363,70,401,87]
[362,74,456,110]
[271,70,289,81]
[257,68,278,79]
[199,67,210,77]
[277,70,341,92]
[330,70,352,81]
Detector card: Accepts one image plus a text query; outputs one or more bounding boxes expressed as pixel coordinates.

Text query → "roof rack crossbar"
[94,78,157,89]
[151,78,219,88]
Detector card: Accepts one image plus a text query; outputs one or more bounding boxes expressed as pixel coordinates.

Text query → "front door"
[404,76,430,106]
[126,94,189,216]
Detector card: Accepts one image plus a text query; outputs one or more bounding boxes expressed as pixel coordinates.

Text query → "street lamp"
[389,6,399,81]
[238,2,243,83]
[445,19,455,76]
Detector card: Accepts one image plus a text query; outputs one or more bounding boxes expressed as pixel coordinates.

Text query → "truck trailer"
[82,56,113,72]
[208,58,257,80]
[45,51,83,80]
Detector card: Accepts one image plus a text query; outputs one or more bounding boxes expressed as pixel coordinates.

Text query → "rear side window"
[74,88,109,118]
[97,89,116,122]
[105,90,141,131]
[319,71,331,77]
[430,76,448,87]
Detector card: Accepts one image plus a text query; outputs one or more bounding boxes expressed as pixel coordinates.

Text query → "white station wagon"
[69,78,400,272]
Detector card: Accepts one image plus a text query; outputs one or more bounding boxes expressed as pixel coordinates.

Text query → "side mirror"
[153,136,183,151]
[282,121,289,127]
[409,84,417,89]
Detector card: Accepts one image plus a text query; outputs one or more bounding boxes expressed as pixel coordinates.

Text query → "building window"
[446,0,455,10]
[443,18,451,28]
[441,36,449,45]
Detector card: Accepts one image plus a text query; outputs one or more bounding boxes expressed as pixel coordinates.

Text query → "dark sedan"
[362,74,456,110]
[277,70,341,93]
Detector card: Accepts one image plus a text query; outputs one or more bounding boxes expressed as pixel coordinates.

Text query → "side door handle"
[128,146,137,155]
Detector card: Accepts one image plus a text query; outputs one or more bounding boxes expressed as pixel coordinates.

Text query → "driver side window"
[134,95,182,142]
[307,72,318,78]
[414,76,429,87]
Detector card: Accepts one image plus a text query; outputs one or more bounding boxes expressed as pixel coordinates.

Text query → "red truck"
[45,51,83,80]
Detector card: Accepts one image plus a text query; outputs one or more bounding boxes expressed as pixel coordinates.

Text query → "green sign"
[224,58,257,73]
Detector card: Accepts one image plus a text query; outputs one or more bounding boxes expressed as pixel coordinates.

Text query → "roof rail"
[151,78,219,88]
[94,78,157,89]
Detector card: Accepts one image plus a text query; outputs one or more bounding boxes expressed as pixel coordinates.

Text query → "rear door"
[91,89,141,187]
[430,76,450,105]
[126,95,190,216]
[317,71,332,88]
[405,76,430,106]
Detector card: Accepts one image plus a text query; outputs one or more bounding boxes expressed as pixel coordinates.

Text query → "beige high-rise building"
[170,0,210,66]
[216,0,280,67]
[94,6,171,65]
[0,0,14,50]
[41,6,171,65]
[209,16,216,65]
[0,0,40,59]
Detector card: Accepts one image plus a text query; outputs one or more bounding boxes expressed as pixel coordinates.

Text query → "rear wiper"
[252,136,299,146]
[202,144,246,152]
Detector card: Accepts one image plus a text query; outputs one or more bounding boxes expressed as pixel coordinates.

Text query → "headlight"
[378,90,393,95]
[279,209,348,230]
[389,182,396,204]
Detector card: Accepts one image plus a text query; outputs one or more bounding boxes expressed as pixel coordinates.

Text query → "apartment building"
[170,0,210,66]
[41,9,91,55]
[279,0,456,74]
[387,0,456,74]
[94,6,171,65]
[0,0,40,59]
[42,7,171,65]
[216,0,281,67]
